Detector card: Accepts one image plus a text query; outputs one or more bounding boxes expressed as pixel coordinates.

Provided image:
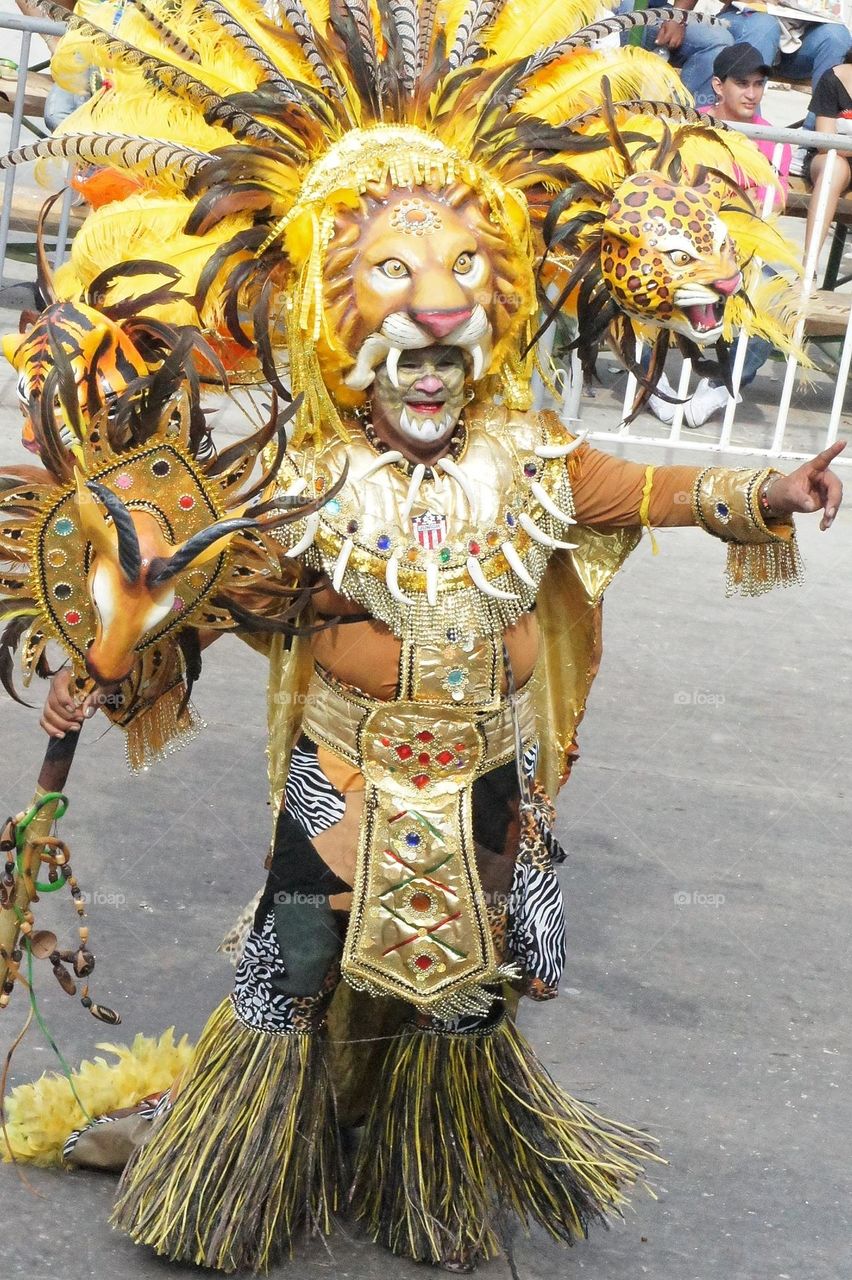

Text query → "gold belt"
[300,666,534,1015]
[301,665,535,774]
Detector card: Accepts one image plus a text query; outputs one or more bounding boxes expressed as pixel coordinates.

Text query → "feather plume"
[522,48,690,122]
[484,0,603,63]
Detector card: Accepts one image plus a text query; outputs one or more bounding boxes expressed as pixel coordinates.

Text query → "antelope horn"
[86,481,142,583]
[147,516,257,587]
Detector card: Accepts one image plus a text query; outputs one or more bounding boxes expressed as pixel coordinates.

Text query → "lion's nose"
[411,307,473,338]
[714,273,741,297]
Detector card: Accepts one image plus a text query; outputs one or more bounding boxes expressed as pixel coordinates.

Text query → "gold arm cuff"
[691,466,804,597]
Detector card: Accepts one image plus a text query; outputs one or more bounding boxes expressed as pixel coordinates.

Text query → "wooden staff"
[0,681,92,998]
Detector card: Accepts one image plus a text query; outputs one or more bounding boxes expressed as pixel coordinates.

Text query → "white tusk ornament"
[401,463,426,521]
[501,540,536,588]
[466,554,518,601]
[386,346,402,389]
[530,480,577,525]
[285,511,319,558]
[386,550,416,605]
[357,450,404,480]
[518,513,578,550]
[534,430,587,459]
[437,457,475,515]
[425,559,438,606]
[332,537,354,593]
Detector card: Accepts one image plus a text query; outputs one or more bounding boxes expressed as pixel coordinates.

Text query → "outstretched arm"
[570,441,845,531]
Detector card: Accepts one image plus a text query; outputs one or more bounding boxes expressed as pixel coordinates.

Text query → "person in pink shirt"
[649,43,791,427]
[699,43,792,210]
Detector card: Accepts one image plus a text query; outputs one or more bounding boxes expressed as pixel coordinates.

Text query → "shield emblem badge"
[411,511,447,550]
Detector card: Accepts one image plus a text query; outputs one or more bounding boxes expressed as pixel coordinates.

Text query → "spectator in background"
[720,0,852,106]
[803,51,852,257]
[648,43,791,428]
[700,42,793,204]
[618,0,732,107]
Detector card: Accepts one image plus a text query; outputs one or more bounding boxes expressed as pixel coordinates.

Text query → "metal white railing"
[0,11,68,291]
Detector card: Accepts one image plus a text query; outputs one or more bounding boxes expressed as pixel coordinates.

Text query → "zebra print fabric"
[232,906,307,1033]
[507,858,566,998]
[284,740,345,838]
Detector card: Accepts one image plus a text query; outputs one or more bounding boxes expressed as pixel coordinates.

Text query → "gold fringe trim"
[351,1014,662,1265]
[725,535,805,598]
[111,998,342,1273]
[124,686,204,772]
[1,1029,192,1167]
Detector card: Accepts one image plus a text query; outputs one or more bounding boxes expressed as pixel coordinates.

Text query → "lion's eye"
[379,258,409,279]
[667,249,694,267]
[453,252,474,275]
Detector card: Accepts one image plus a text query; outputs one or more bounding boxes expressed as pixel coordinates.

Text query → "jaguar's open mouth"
[684,300,725,335]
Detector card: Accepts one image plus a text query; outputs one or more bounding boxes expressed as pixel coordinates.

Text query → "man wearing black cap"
[648,42,791,428]
[703,42,792,206]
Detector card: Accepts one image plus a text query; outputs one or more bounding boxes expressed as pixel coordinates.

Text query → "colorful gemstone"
[506,511,516,527]
[468,540,480,555]
[395,744,413,761]
[414,954,433,971]
[439,547,451,564]
[178,494,195,511]
[346,519,358,533]
[411,773,430,789]
[47,549,66,567]
[416,730,433,743]
[405,832,421,847]
[172,596,185,613]
[436,750,454,766]
[151,459,170,477]
[54,517,74,537]
[446,669,465,687]
[486,530,500,547]
[406,547,419,563]
[417,752,430,766]
[523,462,537,477]
[379,736,391,747]
[115,473,133,490]
[325,497,341,515]
[377,534,392,552]
[63,610,81,626]
[53,583,72,601]
[314,476,326,491]
[410,892,432,913]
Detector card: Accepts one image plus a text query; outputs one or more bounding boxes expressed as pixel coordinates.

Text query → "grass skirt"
[351,1013,658,1265]
[111,996,342,1273]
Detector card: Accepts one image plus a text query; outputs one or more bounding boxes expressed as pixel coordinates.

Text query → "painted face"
[600,172,743,345]
[372,345,467,450]
[322,185,532,392]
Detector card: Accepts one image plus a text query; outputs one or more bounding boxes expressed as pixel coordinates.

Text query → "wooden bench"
[0,69,52,119]
[804,288,851,338]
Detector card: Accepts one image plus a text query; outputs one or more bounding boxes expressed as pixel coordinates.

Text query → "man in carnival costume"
[0,0,844,1273]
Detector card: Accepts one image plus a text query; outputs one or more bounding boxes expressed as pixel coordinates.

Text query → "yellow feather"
[484,0,606,63]
[55,194,257,326]
[521,48,689,122]
[2,1029,192,1167]
[55,75,236,155]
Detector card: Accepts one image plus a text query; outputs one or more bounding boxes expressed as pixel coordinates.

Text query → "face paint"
[372,345,468,451]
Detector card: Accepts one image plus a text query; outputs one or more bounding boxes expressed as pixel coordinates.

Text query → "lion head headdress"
[5,0,801,435]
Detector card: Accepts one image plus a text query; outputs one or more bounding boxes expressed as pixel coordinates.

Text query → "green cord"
[18,924,92,1124]
[14,793,69,894]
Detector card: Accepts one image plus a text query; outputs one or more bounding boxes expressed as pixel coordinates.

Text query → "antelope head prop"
[1,383,344,763]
